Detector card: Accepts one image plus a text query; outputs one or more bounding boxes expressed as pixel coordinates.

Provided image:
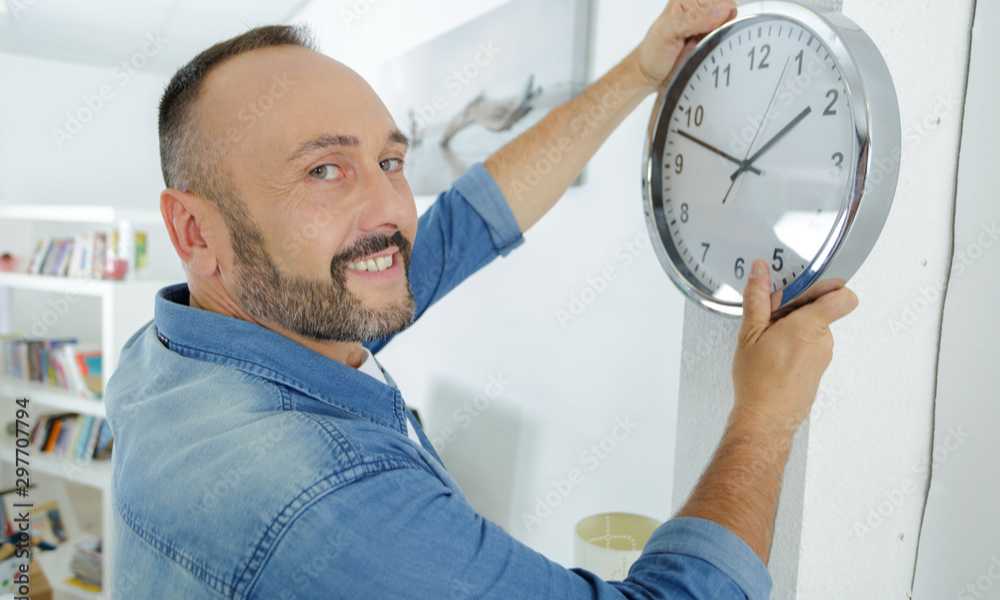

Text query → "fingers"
[739,259,772,343]
[788,287,860,328]
[666,0,737,40]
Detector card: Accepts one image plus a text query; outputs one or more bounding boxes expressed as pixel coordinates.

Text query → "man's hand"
[732,259,859,432]
[677,259,858,564]
[634,0,737,90]
[485,0,736,233]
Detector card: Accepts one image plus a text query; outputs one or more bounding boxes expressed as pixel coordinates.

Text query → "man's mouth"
[346,247,400,274]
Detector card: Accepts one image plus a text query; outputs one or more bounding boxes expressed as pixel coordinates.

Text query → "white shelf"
[0,439,111,489]
[0,272,167,298]
[37,539,104,599]
[0,204,160,226]
[0,378,105,418]
[0,210,163,598]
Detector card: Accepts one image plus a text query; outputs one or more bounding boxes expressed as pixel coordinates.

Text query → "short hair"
[158,25,316,202]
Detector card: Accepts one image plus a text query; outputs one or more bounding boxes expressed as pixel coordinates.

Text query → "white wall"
[911,3,1000,598]
[1,0,687,566]
[0,52,166,207]
[672,1,976,598]
[375,0,686,564]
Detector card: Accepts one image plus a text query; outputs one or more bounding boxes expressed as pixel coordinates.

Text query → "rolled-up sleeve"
[621,517,773,599]
[250,465,772,600]
[452,162,524,258]
[367,163,524,353]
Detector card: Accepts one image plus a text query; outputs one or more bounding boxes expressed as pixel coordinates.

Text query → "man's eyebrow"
[287,130,410,163]
[287,134,361,163]
[388,129,410,148]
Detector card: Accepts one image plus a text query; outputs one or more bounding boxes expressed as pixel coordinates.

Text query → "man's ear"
[160,188,220,278]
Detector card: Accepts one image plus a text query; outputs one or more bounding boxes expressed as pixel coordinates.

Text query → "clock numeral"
[794,50,804,76]
[680,203,690,223]
[701,243,711,262]
[713,64,732,88]
[748,44,771,71]
[734,257,745,280]
[685,105,705,128]
[772,248,785,272]
[824,89,839,116]
[832,152,845,167]
[675,154,684,175]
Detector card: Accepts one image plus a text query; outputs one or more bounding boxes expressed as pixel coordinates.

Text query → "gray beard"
[224,210,415,342]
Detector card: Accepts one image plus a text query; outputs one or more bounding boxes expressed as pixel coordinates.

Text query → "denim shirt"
[105,163,772,599]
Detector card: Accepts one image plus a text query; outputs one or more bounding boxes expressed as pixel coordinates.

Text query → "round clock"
[642,0,901,316]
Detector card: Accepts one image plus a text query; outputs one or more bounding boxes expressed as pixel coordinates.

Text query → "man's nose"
[356,164,408,233]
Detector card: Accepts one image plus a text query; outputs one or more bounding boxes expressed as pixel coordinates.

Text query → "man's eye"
[309,164,344,181]
[380,158,404,173]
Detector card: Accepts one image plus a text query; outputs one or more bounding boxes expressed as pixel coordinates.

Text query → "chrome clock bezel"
[641,0,901,317]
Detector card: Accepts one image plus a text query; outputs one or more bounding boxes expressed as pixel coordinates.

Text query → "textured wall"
[911,2,1000,598]
[672,0,976,598]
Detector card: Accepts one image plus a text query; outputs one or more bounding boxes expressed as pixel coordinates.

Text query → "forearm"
[484,49,656,233]
[675,410,796,565]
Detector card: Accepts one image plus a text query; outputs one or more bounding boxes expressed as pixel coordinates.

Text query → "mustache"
[331,230,411,271]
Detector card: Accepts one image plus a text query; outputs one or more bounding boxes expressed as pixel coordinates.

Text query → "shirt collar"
[153,283,408,434]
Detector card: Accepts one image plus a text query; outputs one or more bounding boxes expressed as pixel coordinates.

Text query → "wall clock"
[642,0,901,316]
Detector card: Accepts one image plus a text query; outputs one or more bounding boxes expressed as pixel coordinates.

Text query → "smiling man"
[106,1,858,598]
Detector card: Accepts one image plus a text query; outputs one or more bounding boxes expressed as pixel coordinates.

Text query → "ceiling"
[0,0,309,73]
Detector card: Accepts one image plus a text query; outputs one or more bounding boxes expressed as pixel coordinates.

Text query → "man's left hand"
[634,0,738,90]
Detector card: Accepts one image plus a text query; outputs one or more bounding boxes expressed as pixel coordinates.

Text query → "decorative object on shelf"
[574,512,661,580]
[0,254,16,273]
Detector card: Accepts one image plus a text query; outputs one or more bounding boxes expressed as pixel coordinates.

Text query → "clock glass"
[651,15,858,310]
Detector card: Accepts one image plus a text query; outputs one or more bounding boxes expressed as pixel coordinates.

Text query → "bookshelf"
[0,206,172,600]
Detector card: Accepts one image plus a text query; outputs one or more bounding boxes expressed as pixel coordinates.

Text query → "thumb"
[739,259,772,344]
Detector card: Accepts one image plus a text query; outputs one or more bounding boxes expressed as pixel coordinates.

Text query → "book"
[26,238,50,274]
[91,232,106,279]
[43,419,63,453]
[91,420,112,461]
[1,337,100,397]
[75,349,102,396]
[83,417,102,461]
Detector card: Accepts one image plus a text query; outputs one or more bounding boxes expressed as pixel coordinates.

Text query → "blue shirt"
[105,163,772,599]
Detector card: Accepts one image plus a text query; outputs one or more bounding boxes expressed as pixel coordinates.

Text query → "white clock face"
[656,17,857,306]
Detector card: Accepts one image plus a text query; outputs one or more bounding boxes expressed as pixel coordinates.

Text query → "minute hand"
[731,106,813,181]
[675,129,763,175]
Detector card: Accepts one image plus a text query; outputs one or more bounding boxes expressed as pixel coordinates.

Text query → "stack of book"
[0,337,101,398]
[24,229,147,280]
[68,535,102,591]
[29,413,113,462]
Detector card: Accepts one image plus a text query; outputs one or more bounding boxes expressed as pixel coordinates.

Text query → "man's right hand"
[731,259,859,433]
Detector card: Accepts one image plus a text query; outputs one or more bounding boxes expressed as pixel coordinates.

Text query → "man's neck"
[188,284,368,369]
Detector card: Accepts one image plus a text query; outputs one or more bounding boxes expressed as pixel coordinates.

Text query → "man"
[106,1,858,598]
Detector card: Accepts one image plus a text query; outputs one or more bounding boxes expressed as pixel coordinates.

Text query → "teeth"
[348,254,394,273]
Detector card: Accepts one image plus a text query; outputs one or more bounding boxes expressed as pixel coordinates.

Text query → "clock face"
[653,16,858,308]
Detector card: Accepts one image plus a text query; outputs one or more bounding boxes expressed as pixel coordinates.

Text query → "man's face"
[196,46,419,342]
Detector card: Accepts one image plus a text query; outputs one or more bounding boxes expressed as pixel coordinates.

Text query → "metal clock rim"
[641,0,901,317]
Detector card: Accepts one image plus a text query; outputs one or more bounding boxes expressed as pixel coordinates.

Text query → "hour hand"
[675,129,763,176]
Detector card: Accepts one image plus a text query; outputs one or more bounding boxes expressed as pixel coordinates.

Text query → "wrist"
[726,405,801,442]
[622,47,662,98]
